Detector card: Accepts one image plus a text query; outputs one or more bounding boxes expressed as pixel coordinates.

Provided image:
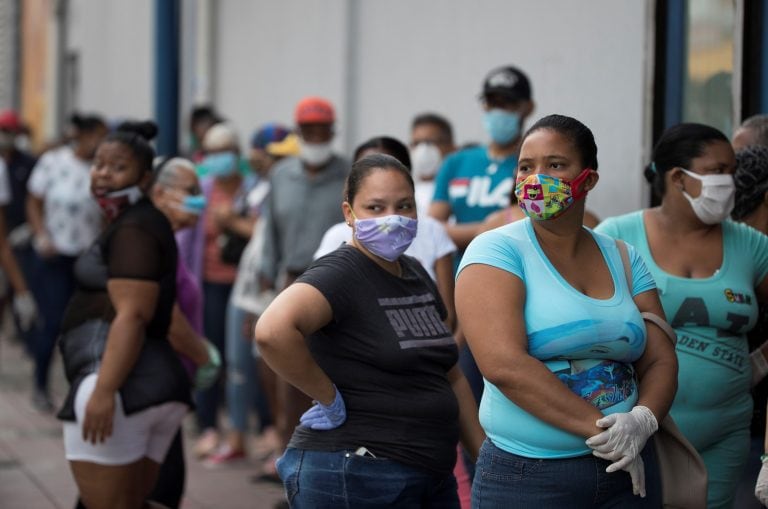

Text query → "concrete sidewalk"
[0,333,285,509]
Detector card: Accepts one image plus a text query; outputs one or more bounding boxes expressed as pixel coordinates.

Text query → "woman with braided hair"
[733,145,768,230]
[732,145,768,507]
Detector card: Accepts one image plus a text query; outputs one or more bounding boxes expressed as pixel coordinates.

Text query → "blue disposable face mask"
[483,109,521,145]
[201,152,238,177]
[180,194,207,215]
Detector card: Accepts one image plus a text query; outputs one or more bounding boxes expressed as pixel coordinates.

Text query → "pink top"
[203,182,239,284]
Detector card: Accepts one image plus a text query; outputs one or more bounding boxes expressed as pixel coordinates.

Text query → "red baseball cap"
[294,97,335,124]
[0,109,21,132]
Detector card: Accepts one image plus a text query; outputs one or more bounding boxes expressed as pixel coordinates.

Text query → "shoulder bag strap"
[615,239,677,345]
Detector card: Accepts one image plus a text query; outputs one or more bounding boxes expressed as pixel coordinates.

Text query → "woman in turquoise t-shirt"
[597,123,768,509]
[457,114,678,508]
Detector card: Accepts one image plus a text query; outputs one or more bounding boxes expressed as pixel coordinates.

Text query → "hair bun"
[643,163,656,184]
[69,112,86,129]
[116,120,159,141]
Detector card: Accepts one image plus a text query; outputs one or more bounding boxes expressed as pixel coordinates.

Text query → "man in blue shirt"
[429,67,536,440]
[429,65,535,250]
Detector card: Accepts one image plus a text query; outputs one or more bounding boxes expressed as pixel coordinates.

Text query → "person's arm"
[583,209,600,228]
[259,189,279,290]
[254,282,335,404]
[756,275,768,305]
[434,254,456,332]
[758,408,768,504]
[428,200,482,250]
[456,263,604,438]
[82,278,158,443]
[214,206,257,238]
[0,211,28,294]
[747,277,768,385]
[26,194,55,257]
[631,289,678,422]
[477,209,508,235]
[448,365,485,461]
[0,210,37,330]
[168,303,208,366]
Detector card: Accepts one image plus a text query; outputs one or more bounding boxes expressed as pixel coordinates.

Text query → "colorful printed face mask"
[95,185,143,221]
[350,210,418,262]
[515,168,593,220]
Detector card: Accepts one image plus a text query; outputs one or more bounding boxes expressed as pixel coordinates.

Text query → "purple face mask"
[352,213,418,262]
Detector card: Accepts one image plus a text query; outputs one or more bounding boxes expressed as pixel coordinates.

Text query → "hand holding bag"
[616,239,708,509]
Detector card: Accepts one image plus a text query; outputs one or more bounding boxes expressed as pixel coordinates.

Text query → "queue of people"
[0,63,767,509]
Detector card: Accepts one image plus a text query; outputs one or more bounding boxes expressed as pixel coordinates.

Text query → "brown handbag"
[616,240,708,509]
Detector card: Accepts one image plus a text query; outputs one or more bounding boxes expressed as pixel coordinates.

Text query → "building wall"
[0,0,18,110]
[67,0,153,121]
[214,0,653,217]
[61,0,653,218]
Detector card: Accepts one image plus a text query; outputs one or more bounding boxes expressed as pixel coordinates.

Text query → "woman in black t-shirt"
[255,154,484,508]
[58,121,191,509]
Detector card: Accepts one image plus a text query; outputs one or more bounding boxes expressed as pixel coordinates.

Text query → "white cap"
[202,123,239,151]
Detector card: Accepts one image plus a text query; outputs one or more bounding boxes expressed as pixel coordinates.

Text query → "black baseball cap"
[480,66,532,101]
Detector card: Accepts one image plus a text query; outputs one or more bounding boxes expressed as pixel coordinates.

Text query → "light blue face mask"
[180,194,207,215]
[201,151,238,177]
[483,109,521,145]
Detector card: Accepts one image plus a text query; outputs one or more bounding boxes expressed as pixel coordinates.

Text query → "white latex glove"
[756,461,768,505]
[12,291,38,331]
[624,455,646,497]
[8,223,32,248]
[585,406,658,472]
[32,233,56,258]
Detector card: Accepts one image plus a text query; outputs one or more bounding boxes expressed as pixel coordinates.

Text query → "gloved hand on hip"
[13,291,38,331]
[300,385,346,430]
[586,405,658,472]
[194,339,222,390]
[756,461,768,505]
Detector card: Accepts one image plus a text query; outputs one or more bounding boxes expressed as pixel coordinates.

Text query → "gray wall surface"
[66,0,654,218]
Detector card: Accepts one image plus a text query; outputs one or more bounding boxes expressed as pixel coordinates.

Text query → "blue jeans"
[28,253,76,392]
[196,281,232,431]
[733,435,763,509]
[472,439,661,508]
[458,343,482,481]
[276,447,460,509]
[225,298,272,432]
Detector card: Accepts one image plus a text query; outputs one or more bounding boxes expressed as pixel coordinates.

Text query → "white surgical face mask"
[680,168,735,225]
[14,134,30,152]
[299,139,333,166]
[410,142,442,181]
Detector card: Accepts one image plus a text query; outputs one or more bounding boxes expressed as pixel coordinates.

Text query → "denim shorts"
[276,447,459,509]
[472,438,661,508]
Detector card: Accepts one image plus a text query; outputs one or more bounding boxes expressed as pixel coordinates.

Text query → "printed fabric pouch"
[220,228,249,265]
[616,240,708,509]
[219,177,263,266]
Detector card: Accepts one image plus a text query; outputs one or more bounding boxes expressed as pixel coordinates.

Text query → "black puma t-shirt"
[289,245,460,475]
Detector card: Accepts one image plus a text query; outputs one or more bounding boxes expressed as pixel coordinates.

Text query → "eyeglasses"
[187,185,202,195]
